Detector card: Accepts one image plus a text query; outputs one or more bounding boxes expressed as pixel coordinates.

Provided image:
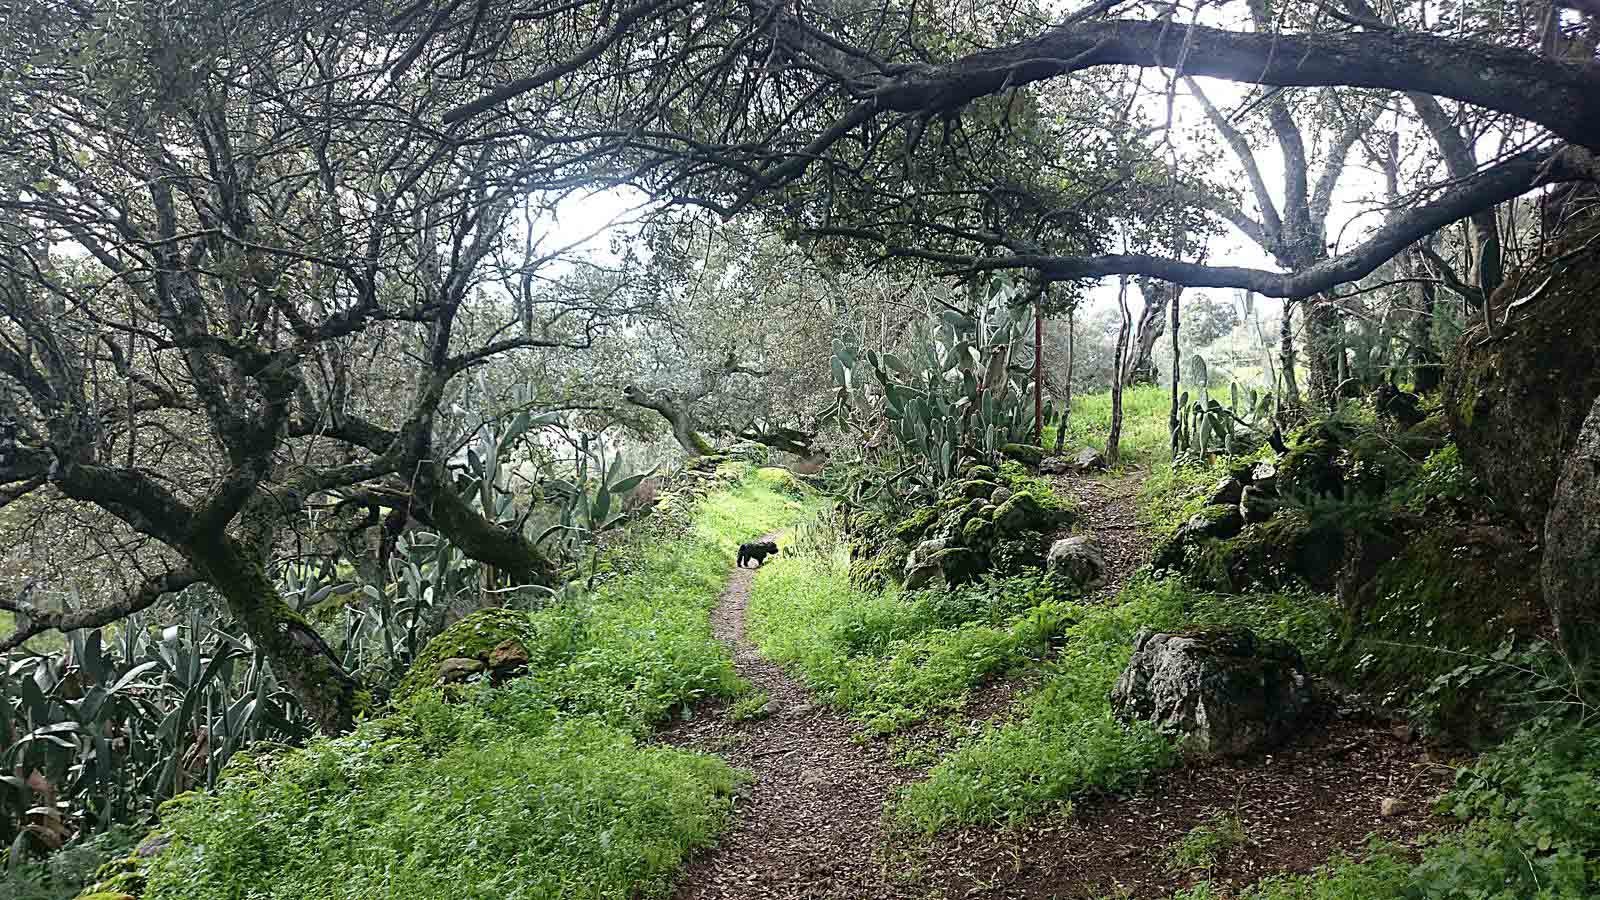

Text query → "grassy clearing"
[747,545,1071,735]
[135,476,805,900]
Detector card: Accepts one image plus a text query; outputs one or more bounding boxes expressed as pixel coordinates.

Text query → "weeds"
[747,537,1072,735]
[1167,811,1249,873]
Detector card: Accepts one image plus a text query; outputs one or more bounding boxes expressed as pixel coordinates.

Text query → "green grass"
[747,540,1073,735]
[134,476,807,900]
[1046,384,1241,469]
[891,576,1342,834]
[1167,811,1249,873]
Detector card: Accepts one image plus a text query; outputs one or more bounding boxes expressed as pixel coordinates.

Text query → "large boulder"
[1110,627,1314,756]
[1445,251,1600,529]
[1046,536,1106,590]
[1544,393,1600,664]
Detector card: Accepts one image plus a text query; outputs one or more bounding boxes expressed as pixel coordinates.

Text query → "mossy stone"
[892,507,938,541]
[1000,443,1045,466]
[959,479,1000,500]
[396,608,538,701]
[993,491,1058,535]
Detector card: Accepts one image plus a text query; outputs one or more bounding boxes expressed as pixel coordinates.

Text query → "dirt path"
[666,538,912,900]
[668,486,1451,900]
[1050,467,1152,602]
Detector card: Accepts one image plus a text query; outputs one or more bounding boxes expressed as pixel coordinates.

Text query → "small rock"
[788,702,820,718]
[1206,476,1246,507]
[1392,724,1416,743]
[1251,461,1280,492]
[990,486,1015,506]
[136,831,173,858]
[1046,535,1107,590]
[1072,447,1108,472]
[487,639,530,672]
[1240,483,1276,523]
[436,657,486,684]
[1380,797,1410,817]
[1039,456,1072,475]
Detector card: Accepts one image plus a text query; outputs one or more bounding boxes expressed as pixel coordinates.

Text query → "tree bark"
[1279,300,1303,420]
[623,384,714,456]
[1305,300,1344,412]
[188,535,357,734]
[1407,248,1444,393]
[1127,279,1175,385]
[1054,307,1074,454]
[1543,393,1600,665]
[412,474,559,587]
[1107,277,1132,464]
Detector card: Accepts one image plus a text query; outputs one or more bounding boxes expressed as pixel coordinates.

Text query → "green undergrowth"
[747,544,1073,735]
[1171,721,1600,899]
[1047,384,1233,469]
[128,475,807,900]
[892,576,1342,833]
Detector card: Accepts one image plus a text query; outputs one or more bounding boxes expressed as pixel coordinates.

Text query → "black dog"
[737,540,779,568]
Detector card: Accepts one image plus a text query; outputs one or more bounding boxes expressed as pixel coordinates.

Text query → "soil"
[666,476,1455,899]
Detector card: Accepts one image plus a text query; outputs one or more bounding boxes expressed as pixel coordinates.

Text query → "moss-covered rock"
[1190,510,1342,593]
[958,479,1000,500]
[1444,245,1600,529]
[960,515,995,548]
[1153,504,1245,571]
[992,491,1059,535]
[396,608,538,700]
[1000,443,1045,467]
[925,546,983,583]
[753,466,807,497]
[850,539,910,589]
[961,464,999,482]
[891,506,938,541]
[1340,523,1545,745]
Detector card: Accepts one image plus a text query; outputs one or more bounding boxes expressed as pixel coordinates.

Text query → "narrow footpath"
[666,536,912,900]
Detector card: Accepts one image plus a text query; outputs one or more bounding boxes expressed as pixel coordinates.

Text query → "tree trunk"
[623,384,714,456]
[1169,277,1182,457]
[1279,300,1303,421]
[1107,276,1132,464]
[1127,279,1175,385]
[1543,393,1600,665]
[1054,307,1074,454]
[1034,298,1044,444]
[1305,301,1343,411]
[189,537,357,735]
[1407,248,1444,393]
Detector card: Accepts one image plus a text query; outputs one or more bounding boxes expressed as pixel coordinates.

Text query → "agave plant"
[535,434,656,567]
[2,601,311,858]
[1173,383,1276,458]
[830,274,1054,484]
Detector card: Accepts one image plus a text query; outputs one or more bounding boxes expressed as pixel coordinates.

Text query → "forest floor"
[667,471,1455,900]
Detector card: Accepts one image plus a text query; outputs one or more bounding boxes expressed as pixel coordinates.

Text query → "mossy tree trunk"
[189,535,358,734]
